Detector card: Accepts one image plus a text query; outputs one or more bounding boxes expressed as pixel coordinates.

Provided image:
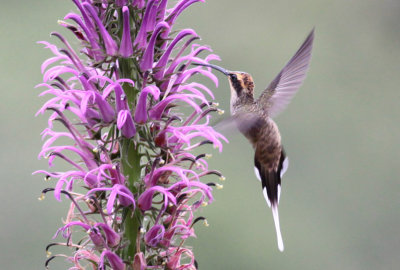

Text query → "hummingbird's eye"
[230,74,237,81]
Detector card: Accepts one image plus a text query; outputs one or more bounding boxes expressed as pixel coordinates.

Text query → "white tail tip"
[262,187,271,208]
[272,205,284,252]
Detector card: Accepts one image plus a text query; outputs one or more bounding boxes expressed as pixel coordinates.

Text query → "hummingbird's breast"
[239,112,282,168]
[232,102,282,170]
[255,118,282,170]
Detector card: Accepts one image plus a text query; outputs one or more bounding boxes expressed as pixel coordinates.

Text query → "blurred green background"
[1,0,399,269]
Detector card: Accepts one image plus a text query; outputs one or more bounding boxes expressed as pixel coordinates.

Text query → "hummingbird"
[195,29,314,251]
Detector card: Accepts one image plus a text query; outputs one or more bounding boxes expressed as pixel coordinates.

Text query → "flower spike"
[37,1,226,268]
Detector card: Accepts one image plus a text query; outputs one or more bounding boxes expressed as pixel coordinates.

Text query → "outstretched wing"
[258,29,315,118]
[212,112,265,144]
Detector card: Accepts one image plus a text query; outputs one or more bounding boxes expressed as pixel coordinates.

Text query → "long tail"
[256,149,288,252]
[261,185,284,251]
[272,205,284,252]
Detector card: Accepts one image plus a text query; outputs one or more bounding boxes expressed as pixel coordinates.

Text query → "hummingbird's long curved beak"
[193,63,229,76]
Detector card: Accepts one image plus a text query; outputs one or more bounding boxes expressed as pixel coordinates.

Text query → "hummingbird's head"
[227,72,254,98]
[193,63,255,101]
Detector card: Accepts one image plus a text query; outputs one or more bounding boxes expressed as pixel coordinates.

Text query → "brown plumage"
[194,29,314,251]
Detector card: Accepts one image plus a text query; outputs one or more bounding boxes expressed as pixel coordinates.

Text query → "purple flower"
[133,0,158,49]
[149,93,203,120]
[145,224,165,247]
[134,85,160,124]
[116,0,128,7]
[154,29,198,80]
[37,1,226,269]
[120,6,133,58]
[166,0,205,26]
[160,247,196,270]
[133,252,147,270]
[117,109,136,138]
[82,3,118,56]
[87,184,136,214]
[100,250,126,270]
[95,222,121,247]
[140,21,171,71]
[138,186,177,211]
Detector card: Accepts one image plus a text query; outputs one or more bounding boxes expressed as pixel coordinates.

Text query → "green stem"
[119,56,143,262]
[121,139,142,261]
[119,58,140,104]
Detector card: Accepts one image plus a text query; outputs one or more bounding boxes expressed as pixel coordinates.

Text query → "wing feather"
[258,29,315,118]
